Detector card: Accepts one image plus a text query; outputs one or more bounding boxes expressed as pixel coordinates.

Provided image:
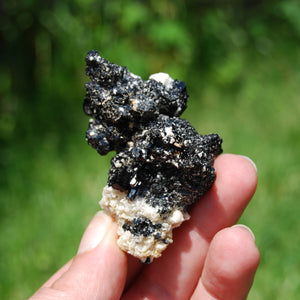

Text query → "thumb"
[29,211,127,300]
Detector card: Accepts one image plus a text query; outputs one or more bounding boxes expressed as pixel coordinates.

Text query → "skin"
[29,154,260,300]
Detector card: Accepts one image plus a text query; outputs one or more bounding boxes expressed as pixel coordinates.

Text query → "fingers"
[30,211,127,300]
[191,226,260,300]
[42,260,73,288]
[30,154,258,300]
[125,252,145,290]
[189,154,258,240]
[122,154,257,300]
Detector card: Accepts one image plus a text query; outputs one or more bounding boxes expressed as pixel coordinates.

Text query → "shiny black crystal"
[84,50,222,218]
[122,217,162,237]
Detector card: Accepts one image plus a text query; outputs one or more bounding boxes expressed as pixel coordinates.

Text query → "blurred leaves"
[279,0,300,35]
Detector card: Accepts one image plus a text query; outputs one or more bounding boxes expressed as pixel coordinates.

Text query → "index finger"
[123,154,258,299]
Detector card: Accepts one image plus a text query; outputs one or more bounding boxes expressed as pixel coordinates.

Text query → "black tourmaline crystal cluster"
[83,50,223,263]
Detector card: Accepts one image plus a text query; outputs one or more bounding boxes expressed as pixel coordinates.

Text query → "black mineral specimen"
[84,49,222,228]
[84,50,188,155]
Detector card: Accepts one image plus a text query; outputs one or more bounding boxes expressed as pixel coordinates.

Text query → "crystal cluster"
[83,50,222,263]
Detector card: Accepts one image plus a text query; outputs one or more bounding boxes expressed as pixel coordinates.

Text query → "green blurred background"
[1,0,300,299]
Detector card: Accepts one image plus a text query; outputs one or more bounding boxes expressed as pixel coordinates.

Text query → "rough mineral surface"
[83,50,223,263]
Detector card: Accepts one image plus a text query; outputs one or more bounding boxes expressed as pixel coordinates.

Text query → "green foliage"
[1,0,300,298]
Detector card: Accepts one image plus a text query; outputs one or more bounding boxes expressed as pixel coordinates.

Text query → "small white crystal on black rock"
[83,50,222,263]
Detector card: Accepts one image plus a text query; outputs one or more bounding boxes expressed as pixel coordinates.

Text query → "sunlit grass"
[0,135,112,298]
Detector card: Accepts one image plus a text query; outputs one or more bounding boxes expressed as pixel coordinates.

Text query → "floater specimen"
[83,50,222,263]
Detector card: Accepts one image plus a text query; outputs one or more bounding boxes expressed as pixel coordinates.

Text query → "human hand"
[30,154,260,300]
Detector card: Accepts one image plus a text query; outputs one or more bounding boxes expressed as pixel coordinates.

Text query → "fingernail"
[77,211,112,254]
[239,155,257,172]
[232,224,256,242]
